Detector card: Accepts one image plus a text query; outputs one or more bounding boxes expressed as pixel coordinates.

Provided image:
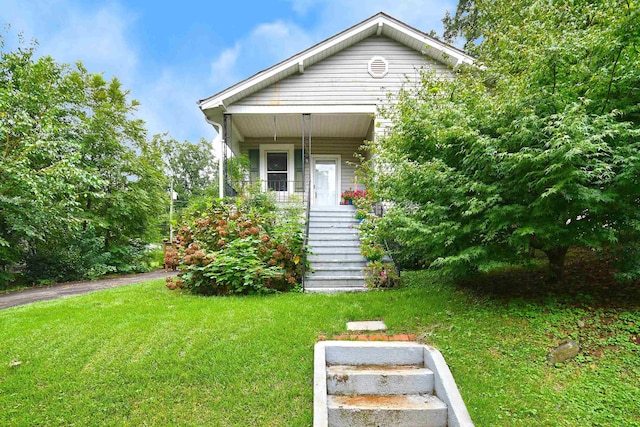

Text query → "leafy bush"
[364,261,401,289]
[167,194,304,295]
[24,229,114,284]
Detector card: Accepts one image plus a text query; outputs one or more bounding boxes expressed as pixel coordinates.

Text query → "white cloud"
[1,0,211,143]
[210,44,241,88]
[41,4,138,83]
[207,19,313,93]
[137,68,214,143]
[1,1,138,84]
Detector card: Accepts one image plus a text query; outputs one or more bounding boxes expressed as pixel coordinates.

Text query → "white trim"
[260,144,294,193]
[382,19,472,67]
[311,154,341,206]
[225,105,378,115]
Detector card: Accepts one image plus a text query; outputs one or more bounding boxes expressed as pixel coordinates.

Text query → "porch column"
[222,113,233,198]
[301,113,312,204]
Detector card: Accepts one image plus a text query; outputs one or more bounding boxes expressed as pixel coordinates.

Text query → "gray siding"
[235,35,452,107]
[241,138,365,193]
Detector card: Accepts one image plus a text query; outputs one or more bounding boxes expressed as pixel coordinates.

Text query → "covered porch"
[216,110,375,205]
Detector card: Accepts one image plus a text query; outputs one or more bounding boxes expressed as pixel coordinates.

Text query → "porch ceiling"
[233,113,374,139]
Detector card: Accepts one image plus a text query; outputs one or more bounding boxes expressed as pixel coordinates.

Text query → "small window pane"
[267,173,287,191]
[267,152,287,171]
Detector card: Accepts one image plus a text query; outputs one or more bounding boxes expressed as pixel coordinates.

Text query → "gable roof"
[198,12,474,112]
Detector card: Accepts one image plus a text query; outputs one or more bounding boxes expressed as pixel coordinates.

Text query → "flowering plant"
[361,242,385,262]
[341,188,354,202]
[365,261,401,288]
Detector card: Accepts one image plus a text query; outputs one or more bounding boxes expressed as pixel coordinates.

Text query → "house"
[198,12,474,205]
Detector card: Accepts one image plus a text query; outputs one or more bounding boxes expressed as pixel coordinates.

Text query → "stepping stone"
[347,320,387,331]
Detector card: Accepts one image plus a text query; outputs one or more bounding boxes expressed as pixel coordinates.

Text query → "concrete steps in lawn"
[305,205,366,292]
[314,341,475,427]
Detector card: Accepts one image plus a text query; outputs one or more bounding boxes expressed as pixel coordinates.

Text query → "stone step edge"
[318,334,417,342]
[304,287,366,293]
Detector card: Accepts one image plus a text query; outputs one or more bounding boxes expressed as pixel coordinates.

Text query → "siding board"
[235,35,451,107]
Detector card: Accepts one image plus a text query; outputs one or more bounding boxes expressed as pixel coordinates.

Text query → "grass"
[0,270,638,426]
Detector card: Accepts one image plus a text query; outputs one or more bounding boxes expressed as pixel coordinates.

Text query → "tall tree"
[0,38,98,283]
[0,35,167,285]
[365,0,640,280]
[154,134,217,203]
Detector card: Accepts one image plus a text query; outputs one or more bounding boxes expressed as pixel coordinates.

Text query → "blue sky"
[1,0,456,144]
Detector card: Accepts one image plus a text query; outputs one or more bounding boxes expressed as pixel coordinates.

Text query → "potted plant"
[355,209,368,222]
[341,188,354,204]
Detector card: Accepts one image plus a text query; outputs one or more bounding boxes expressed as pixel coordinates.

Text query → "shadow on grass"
[457,248,640,310]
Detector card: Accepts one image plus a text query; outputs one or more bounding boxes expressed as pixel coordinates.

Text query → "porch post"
[222,113,233,197]
[301,113,312,204]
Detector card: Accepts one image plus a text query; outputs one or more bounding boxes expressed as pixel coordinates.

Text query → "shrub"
[166,194,304,295]
[364,261,401,289]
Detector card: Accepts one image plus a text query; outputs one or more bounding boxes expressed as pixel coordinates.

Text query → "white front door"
[312,156,340,205]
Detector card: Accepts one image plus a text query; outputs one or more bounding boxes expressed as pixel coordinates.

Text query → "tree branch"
[601,45,624,114]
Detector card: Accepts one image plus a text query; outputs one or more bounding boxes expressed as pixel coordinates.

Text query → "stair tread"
[328,394,446,410]
[327,365,432,375]
[305,287,366,293]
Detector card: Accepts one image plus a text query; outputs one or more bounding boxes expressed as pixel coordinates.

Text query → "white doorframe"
[311,155,341,205]
[259,144,294,193]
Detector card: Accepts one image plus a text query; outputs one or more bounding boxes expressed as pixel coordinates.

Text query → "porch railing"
[228,180,308,204]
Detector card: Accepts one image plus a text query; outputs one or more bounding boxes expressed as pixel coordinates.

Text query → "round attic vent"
[368,56,388,78]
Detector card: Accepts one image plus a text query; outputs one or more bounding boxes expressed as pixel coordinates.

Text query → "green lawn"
[1,272,638,426]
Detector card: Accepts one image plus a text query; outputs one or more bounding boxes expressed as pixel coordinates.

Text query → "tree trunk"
[543,246,569,282]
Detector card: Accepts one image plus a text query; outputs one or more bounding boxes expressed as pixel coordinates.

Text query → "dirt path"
[0,269,178,310]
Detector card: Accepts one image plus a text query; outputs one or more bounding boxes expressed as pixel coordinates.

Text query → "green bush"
[364,261,401,288]
[24,229,114,284]
[167,194,304,295]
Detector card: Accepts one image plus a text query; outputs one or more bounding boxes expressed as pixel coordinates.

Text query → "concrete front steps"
[305,205,367,292]
[314,341,474,427]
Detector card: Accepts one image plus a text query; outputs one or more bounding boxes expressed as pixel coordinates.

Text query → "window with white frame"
[266,151,288,191]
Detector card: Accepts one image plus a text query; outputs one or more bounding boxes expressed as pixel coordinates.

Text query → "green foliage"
[154,133,218,204]
[364,261,401,289]
[0,274,637,425]
[0,34,166,286]
[23,228,113,284]
[167,194,304,295]
[365,0,640,281]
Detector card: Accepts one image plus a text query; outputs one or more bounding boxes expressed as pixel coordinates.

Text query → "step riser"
[305,287,366,293]
[308,247,362,254]
[308,238,360,244]
[309,235,360,242]
[325,345,425,366]
[327,405,447,427]
[309,220,359,226]
[308,255,365,262]
[310,260,366,266]
[309,230,360,236]
[327,369,434,396]
[309,270,364,277]
[310,263,366,270]
[305,279,365,288]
